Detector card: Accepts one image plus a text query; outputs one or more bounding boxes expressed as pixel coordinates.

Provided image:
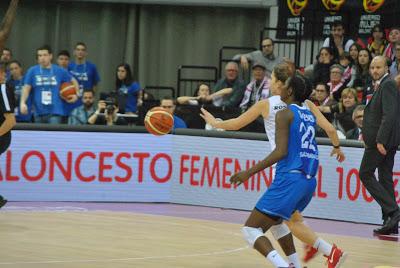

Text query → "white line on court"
[0,246,248,265]
[0,211,248,266]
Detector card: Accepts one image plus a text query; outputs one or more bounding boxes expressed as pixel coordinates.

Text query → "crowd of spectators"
[7,21,400,139]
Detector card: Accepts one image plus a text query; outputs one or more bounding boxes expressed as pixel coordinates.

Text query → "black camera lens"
[106,105,115,114]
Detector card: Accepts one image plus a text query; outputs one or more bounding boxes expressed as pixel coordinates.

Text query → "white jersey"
[263,95,287,150]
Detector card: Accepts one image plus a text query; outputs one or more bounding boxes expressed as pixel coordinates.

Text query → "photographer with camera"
[87,97,127,126]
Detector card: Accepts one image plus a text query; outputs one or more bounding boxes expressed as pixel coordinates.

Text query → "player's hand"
[20,103,28,114]
[200,107,217,126]
[66,94,78,103]
[377,143,386,155]
[330,148,345,162]
[230,171,250,187]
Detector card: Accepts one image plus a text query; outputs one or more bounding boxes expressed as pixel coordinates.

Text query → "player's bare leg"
[243,209,293,268]
[286,211,347,267]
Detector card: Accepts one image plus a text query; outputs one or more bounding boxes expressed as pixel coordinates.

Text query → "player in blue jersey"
[234,75,331,267]
[201,62,346,267]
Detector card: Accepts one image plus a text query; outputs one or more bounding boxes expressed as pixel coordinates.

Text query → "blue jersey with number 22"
[276,104,319,177]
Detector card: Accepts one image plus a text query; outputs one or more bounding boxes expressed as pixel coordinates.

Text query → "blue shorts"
[255,172,316,221]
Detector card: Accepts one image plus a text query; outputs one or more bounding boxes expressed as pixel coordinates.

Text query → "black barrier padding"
[175,104,243,130]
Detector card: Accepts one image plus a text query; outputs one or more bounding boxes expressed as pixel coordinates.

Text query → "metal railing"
[177,65,218,97]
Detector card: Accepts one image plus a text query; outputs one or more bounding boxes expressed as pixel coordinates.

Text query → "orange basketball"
[60,82,78,100]
[144,107,174,136]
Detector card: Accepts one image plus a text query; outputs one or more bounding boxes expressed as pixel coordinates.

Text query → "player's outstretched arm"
[0,0,19,50]
[200,99,269,131]
[230,109,291,186]
[305,100,345,162]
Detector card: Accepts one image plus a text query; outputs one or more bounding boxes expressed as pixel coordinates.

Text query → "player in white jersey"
[263,94,286,150]
[201,62,347,267]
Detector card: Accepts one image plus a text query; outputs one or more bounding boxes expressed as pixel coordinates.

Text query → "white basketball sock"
[313,237,332,256]
[287,252,301,268]
[267,250,289,267]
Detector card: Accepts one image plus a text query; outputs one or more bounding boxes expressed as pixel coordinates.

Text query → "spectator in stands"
[319,87,359,134]
[177,83,211,105]
[233,38,283,76]
[354,48,373,101]
[1,48,12,64]
[160,97,187,129]
[20,45,77,124]
[137,91,155,108]
[389,42,400,79]
[322,21,354,61]
[211,62,246,107]
[383,27,400,62]
[113,63,141,114]
[339,52,356,87]
[368,24,387,57]
[57,50,81,123]
[311,82,336,137]
[177,83,233,107]
[68,90,96,125]
[349,43,361,63]
[327,64,346,101]
[88,96,127,126]
[57,50,70,70]
[8,60,32,123]
[239,62,270,112]
[346,104,365,141]
[311,82,335,120]
[68,42,100,96]
[313,47,334,86]
[2,48,12,80]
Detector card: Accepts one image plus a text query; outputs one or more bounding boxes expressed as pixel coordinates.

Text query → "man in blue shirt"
[57,50,70,70]
[20,45,78,124]
[57,50,81,122]
[68,42,100,95]
[160,97,187,129]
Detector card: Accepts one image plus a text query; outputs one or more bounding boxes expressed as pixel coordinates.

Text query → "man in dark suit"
[345,105,365,140]
[359,56,400,235]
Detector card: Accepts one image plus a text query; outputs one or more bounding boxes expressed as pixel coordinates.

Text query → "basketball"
[144,107,174,136]
[60,82,78,100]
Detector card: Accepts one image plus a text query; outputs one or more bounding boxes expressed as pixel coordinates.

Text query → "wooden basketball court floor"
[0,202,399,268]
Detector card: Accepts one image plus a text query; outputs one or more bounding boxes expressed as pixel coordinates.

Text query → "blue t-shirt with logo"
[9,76,33,122]
[117,82,140,113]
[24,64,73,116]
[68,61,100,93]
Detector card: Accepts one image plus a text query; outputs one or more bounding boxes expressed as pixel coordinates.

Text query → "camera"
[105,101,115,115]
[100,96,117,115]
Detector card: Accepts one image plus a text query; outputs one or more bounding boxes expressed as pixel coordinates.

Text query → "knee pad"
[270,223,290,240]
[241,226,264,247]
